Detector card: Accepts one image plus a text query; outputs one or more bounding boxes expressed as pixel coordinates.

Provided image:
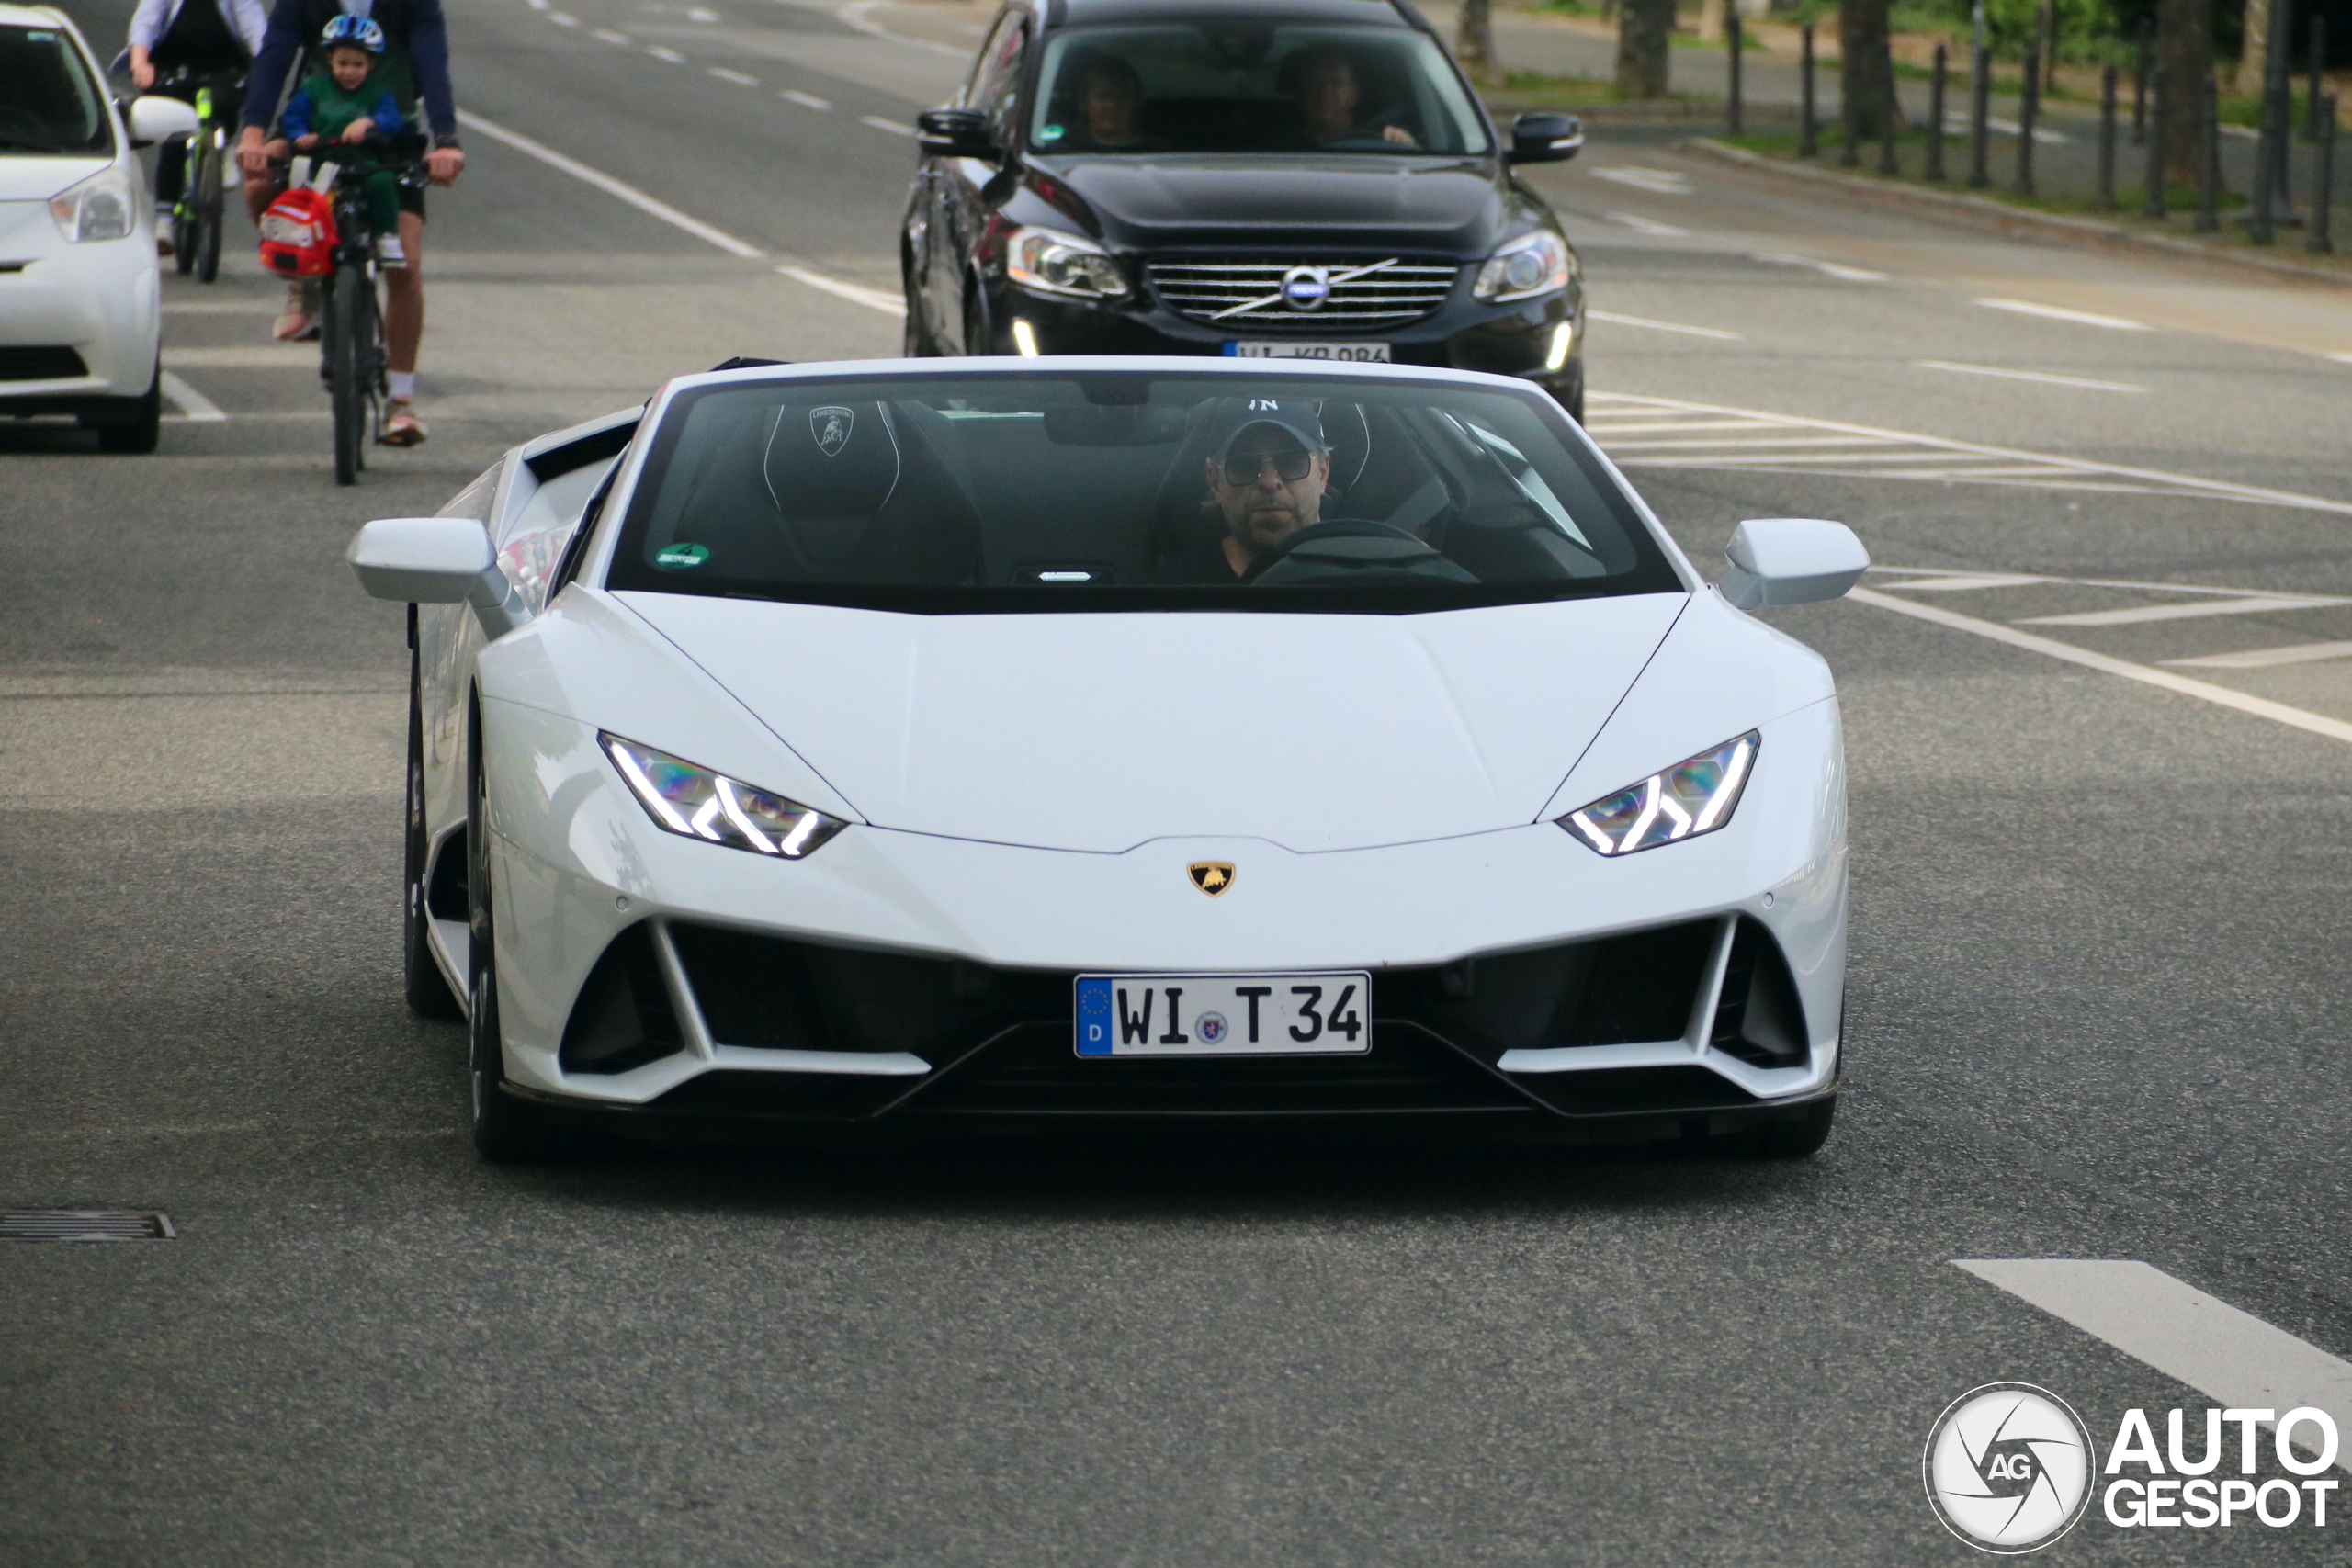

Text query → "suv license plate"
[1225,341,1391,362]
[1075,973,1372,1057]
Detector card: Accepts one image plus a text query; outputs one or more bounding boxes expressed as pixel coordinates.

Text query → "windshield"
[1029,22,1490,157]
[606,372,1680,614]
[0,25,113,156]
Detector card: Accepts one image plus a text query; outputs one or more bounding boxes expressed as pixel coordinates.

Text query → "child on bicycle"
[266,16,407,266]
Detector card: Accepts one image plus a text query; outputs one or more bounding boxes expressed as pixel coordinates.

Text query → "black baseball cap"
[1204,396,1326,459]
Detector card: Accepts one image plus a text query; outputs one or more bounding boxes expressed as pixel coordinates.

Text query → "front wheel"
[192,133,224,284]
[94,362,162,454]
[326,265,374,485]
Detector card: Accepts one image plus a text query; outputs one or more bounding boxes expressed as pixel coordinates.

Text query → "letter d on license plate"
[1075,973,1372,1057]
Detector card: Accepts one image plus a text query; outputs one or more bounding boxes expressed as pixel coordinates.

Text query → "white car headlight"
[1005,225,1128,299]
[602,734,847,859]
[1558,732,1758,856]
[1473,230,1573,302]
[49,167,137,243]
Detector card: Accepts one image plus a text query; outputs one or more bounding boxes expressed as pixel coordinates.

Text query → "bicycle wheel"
[354,271,382,469]
[169,137,196,276]
[328,265,368,485]
[192,132,223,283]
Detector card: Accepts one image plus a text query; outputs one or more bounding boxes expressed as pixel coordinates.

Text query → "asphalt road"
[6,2,2352,1563]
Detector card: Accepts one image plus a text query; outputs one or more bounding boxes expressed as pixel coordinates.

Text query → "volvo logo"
[1279,265,1330,311]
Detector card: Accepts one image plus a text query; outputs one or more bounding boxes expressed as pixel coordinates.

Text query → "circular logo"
[1280,265,1330,312]
[1195,1012,1227,1043]
[653,543,709,570]
[1923,1383,2094,1554]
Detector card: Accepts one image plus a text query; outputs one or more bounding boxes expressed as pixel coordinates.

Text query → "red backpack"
[258,186,337,277]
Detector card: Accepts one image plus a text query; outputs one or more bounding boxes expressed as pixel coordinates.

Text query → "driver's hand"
[235,127,271,177]
[130,59,156,90]
[424,145,464,186]
[1381,124,1418,146]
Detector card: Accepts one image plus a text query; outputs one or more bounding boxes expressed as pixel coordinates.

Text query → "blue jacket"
[282,81,403,142]
[241,0,455,141]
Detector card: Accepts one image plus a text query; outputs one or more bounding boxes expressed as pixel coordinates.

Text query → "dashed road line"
[835,0,972,58]
[456,110,764,257]
[1588,166,1691,194]
[780,89,832,109]
[1586,310,1741,341]
[2018,596,2345,627]
[2165,640,2352,669]
[158,372,225,423]
[1752,252,1887,281]
[1958,1260,2352,1473]
[1604,212,1688,236]
[547,9,579,23]
[708,65,759,85]
[1974,297,2152,331]
[1917,360,2146,393]
[861,114,916,136]
[1583,392,2352,513]
[592,28,631,43]
[774,265,902,313]
[648,45,687,62]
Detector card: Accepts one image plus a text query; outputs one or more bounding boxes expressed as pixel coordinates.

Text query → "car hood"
[616,592,1689,854]
[1037,154,1509,254]
[0,157,110,204]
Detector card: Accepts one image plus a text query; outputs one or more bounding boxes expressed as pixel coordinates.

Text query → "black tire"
[1707,1095,1836,1158]
[328,264,368,485]
[171,201,196,274]
[467,702,554,1161]
[95,365,162,454]
[404,640,463,1019]
[193,135,223,284]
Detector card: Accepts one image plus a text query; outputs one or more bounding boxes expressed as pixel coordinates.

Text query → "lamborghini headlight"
[1557,732,1758,856]
[1473,230,1573,302]
[49,167,137,243]
[601,734,846,859]
[1005,225,1128,299]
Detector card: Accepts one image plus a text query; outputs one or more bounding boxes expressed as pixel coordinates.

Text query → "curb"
[1681,138,2352,290]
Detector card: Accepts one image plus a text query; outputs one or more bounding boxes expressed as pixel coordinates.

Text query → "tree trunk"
[2158,0,2214,186]
[1839,0,1899,138]
[2235,0,2267,96]
[1698,0,1728,46]
[1455,0,1498,76]
[1615,0,1675,97]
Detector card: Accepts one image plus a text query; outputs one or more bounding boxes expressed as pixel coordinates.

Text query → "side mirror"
[348,516,533,637]
[1719,518,1869,610]
[127,95,202,147]
[917,107,1000,160]
[1506,111,1583,164]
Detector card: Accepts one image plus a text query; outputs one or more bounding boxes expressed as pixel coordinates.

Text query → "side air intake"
[1708,918,1808,1068]
[559,925,687,1075]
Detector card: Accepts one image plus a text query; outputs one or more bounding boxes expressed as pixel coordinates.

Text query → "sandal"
[379,399,429,447]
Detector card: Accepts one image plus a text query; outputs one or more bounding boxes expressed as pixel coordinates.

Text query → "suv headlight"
[1005,225,1128,299]
[1473,230,1573,302]
[1557,732,1758,856]
[602,734,847,859]
[49,167,137,243]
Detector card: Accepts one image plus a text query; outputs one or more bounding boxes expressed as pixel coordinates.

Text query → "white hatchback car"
[0,5,198,452]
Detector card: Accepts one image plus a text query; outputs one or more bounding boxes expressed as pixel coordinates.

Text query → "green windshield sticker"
[654,543,709,570]
[1037,124,1064,142]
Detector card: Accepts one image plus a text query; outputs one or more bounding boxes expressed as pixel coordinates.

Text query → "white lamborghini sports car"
[349,357,1868,1160]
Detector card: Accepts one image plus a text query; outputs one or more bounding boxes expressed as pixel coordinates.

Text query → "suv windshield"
[1029,22,1489,156]
[606,372,1680,614]
[0,25,113,156]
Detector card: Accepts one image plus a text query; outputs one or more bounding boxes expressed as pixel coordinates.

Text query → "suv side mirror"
[1507,111,1583,164]
[917,107,1000,160]
[127,94,201,147]
[349,516,533,637]
[1719,518,1870,610]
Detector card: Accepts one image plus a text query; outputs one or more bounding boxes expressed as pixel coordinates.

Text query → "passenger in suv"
[900,0,1587,418]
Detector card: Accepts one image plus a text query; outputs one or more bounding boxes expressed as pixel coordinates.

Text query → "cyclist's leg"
[380,187,429,446]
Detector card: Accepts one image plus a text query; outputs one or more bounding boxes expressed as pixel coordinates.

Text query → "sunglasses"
[1220,448,1315,485]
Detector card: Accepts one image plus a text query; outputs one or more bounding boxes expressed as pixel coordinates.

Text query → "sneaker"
[271,280,319,342]
[379,399,429,447]
[156,231,175,258]
[375,233,407,268]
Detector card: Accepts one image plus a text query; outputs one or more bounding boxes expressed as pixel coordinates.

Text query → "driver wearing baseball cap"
[1155,399,1331,583]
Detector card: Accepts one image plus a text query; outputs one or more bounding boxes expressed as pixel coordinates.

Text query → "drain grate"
[0,1210,176,1241]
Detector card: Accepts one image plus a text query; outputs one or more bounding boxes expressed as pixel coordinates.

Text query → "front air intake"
[1707,919,1809,1068]
[559,925,687,1075]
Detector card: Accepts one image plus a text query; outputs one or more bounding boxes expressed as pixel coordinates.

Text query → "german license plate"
[1075,973,1372,1057]
[1224,341,1392,362]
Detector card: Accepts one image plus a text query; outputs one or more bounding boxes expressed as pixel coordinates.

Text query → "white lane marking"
[2019,596,2344,626]
[780,89,832,110]
[547,9,580,23]
[1941,112,2069,143]
[2166,640,2352,669]
[1604,211,1688,236]
[457,110,763,257]
[708,66,758,85]
[1957,1260,2352,1474]
[157,371,225,422]
[1975,297,2153,331]
[161,346,312,367]
[688,5,719,17]
[526,0,548,10]
[835,0,971,58]
[1752,252,1888,281]
[861,114,917,136]
[1874,572,2050,592]
[1586,309,1742,340]
[1917,359,2147,393]
[1585,391,2352,513]
[1589,166,1691,194]
[1600,434,1903,451]
[2331,351,2352,365]
[1850,587,2352,744]
[647,45,687,62]
[775,264,903,313]
[592,28,630,43]
[162,301,274,315]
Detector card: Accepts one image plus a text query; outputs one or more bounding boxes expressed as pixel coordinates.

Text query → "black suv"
[900,0,1588,418]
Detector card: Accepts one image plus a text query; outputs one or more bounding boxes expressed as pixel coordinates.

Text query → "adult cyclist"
[124,0,269,251]
[235,0,463,446]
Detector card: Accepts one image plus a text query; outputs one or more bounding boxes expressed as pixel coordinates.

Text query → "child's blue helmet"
[320,15,386,52]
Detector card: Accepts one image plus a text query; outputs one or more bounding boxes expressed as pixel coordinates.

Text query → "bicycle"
[272,136,425,484]
[158,67,243,284]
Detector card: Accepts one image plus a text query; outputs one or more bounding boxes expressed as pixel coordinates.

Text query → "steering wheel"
[1243,519,1475,586]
